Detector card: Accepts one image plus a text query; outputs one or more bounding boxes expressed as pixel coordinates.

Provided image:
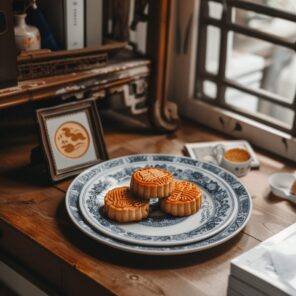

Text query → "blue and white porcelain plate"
[65,154,252,255]
[78,156,238,246]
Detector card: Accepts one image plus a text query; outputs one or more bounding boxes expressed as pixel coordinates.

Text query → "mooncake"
[104,186,149,222]
[130,167,175,199]
[160,181,202,216]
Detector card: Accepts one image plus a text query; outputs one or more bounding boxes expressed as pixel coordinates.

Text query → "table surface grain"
[0,115,295,296]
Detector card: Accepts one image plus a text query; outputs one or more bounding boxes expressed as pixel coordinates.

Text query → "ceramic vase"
[14,14,41,53]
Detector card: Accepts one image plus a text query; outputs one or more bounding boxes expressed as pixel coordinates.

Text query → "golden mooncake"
[160,181,202,216]
[104,186,149,223]
[130,167,175,199]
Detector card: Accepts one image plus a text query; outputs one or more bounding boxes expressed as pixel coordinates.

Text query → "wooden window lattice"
[196,0,296,136]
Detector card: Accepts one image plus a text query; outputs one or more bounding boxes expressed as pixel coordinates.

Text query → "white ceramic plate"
[78,156,238,246]
[65,154,252,255]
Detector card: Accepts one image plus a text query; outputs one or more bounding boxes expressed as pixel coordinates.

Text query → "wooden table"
[0,114,295,296]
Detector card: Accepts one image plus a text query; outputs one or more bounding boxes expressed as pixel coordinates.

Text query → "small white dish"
[268,173,296,203]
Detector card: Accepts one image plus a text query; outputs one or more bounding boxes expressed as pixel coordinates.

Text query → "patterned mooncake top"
[105,186,148,209]
[165,181,202,204]
[132,168,173,186]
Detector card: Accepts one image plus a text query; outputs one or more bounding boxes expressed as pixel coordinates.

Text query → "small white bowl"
[268,173,296,200]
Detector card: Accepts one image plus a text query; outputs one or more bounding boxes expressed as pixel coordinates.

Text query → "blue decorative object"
[27,3,60,50]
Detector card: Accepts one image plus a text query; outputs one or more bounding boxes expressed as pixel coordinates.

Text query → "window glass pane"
[205,26,221,74]
[246,0,296,14]
[226,32,296,102]
[203,80,217,99]
[225,87,295,128]
[209,1,223,20]
[233,8,296,43]
[225,88,259,113]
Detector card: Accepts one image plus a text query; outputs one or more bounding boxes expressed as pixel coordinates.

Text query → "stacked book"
[39,0,103,50]
[228,223,296,296]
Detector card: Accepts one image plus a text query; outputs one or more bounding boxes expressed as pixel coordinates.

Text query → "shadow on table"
[265,192,296,213]
[57,200,244,270]
[1,164,51,190]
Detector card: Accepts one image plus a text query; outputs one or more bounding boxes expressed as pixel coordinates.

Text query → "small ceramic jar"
[14,14,40,53]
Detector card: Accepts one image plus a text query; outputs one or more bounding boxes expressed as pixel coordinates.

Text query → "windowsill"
[176,99,296,162]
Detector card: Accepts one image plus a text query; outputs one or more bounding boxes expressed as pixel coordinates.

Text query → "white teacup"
[214,145,252,177]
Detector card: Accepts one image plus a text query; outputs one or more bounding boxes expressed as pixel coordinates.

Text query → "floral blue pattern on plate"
[79,157,238,246]
[65,154,252,255]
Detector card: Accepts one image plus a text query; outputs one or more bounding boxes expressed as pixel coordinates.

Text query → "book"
[228,275,267,296]
[85,0,103,47]
[230,223,296,296]
[39,0,84,50]
[184,140,260,169]
[65,0,84,49]
[227,288,244,296]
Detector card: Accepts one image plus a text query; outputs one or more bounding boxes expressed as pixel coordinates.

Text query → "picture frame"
[36,99,108,182]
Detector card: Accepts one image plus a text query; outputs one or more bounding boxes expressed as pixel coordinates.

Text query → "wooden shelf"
[0,59,150,109]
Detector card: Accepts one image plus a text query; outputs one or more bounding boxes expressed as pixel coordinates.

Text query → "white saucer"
[268,173,296,201]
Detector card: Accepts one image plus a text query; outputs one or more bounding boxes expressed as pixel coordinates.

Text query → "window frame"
[169,0,296,161]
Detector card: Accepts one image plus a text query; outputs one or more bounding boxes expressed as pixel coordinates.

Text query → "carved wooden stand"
[146,0,178,131]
